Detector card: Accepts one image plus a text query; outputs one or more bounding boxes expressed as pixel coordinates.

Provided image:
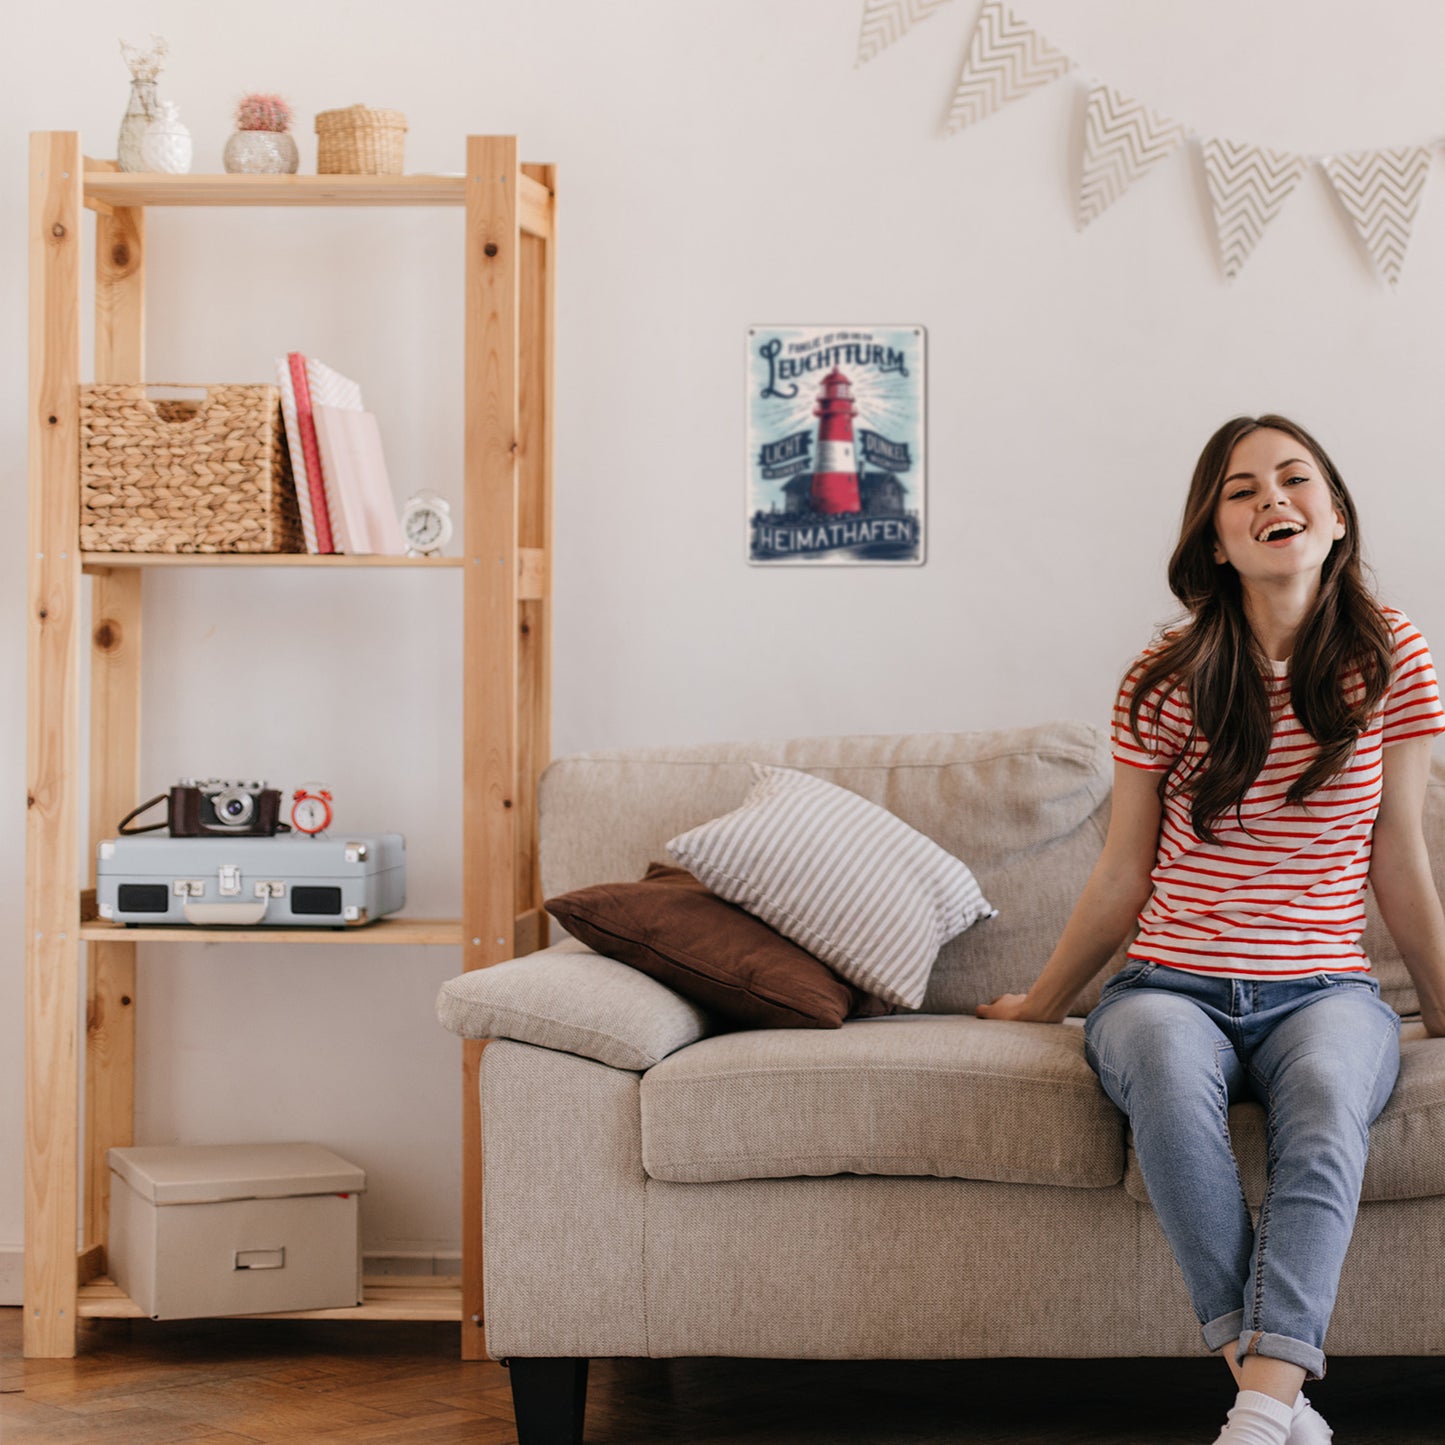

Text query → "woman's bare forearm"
[1370,824,1445,1034]
[1023,859,1153,1022]
[978,760,1162,1025]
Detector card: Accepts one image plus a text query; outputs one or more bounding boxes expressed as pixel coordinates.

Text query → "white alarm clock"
[401,491,454,557]
[290,784,333,836]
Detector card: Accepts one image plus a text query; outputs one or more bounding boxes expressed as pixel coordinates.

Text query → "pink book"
[288,352,335,554]
[313,405,406,556]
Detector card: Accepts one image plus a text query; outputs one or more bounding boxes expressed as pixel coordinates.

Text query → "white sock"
[1212,1388,1295,1445]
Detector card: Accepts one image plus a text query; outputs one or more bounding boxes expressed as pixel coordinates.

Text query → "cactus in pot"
[224,92,299,174]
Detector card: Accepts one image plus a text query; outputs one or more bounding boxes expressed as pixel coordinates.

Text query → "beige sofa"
[437,722,1445,1444]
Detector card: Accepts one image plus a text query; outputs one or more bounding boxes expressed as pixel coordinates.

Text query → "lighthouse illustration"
[810,368,861,515]
[748,324,926,565]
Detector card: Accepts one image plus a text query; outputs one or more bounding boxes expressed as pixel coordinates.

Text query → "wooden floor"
[3,1308,1444,1443]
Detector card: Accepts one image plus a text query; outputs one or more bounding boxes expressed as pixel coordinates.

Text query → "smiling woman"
[977,412,1445,1445]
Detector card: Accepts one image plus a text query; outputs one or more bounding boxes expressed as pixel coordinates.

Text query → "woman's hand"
[975,993,1056,1023]
[974,761,1160,1028]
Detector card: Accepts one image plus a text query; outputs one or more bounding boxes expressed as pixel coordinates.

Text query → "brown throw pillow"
[545,863,894,1029]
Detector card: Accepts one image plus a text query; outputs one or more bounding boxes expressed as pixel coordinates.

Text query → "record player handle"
[182,901,270,926]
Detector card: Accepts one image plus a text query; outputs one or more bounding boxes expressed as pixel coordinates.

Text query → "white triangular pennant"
[856,0,955,67]
[1201,139,1307,281]
[1077,82,1189,229]
[945,0,1071,133]
[1320,146,1432,288]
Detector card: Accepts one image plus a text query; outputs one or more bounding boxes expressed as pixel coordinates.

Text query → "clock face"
[292,796,331,834]
[405,508,443,548]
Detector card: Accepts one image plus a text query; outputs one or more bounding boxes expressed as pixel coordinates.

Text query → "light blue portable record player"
[96,833,406,927]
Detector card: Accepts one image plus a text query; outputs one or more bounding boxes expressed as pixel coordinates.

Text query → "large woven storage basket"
[315,105,407,175]
[80,384,305,554]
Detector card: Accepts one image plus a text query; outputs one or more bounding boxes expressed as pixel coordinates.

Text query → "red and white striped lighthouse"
[810,368,861,515]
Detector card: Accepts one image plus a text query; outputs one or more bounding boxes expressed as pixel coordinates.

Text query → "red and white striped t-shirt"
[1112,606,1445,979]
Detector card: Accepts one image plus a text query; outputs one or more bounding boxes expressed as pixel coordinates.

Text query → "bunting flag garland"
[860,0,1442,284]
[945,0,1071,132]
[1077,83,1189,229]
[1201,140,1308,282]
[1319,147,1432,289]
[856,0,955,67]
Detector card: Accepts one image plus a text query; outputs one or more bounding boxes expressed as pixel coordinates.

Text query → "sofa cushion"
[545,863,893,1029]
[436,940,709,1071]
[1123,1019,1445,1206]
[639,1015,1124,1188]
[667,765,996,1009]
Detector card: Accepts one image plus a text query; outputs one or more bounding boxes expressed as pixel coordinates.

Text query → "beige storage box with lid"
[107,1142,365,1320]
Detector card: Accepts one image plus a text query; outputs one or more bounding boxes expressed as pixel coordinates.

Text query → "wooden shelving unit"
[25,133,556,1359]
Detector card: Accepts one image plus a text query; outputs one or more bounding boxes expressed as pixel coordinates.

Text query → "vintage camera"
[174,779,285,836]
[118,779,288,837]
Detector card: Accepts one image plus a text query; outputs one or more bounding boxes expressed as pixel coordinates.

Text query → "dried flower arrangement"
[119,35,168,82]
[236,93,294,133]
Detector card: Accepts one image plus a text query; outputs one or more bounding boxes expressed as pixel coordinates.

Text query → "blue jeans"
[1083,960,1401,1381]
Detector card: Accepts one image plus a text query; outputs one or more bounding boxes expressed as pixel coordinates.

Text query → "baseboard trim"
[0,1247,21,1307]
[362,1251,463,1277]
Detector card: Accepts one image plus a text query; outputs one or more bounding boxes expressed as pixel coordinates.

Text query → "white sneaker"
[1289,1396,1333,1444]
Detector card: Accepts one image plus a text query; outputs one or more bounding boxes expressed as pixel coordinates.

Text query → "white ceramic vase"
[141,101,193,175]
[223,129,299,175]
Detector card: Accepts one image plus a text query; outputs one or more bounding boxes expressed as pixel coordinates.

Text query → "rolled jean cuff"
[1202,1309,1245,1353]
[1233,1329,1327,1382]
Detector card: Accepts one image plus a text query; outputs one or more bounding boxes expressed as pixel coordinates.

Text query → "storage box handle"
[234,1247,285,1271]
[131,384,216,427]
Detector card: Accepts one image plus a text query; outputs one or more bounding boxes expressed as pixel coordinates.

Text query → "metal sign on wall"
[747,324,926,566]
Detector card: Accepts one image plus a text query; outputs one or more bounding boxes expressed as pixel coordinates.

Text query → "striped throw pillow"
[666,766,996,1010]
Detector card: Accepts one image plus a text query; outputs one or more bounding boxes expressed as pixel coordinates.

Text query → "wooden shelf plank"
[80,917,465,945]
[85,172,469,208]
[81,548,547,593]
[81,169,554,238]
[78,1276,464,1322]
[82,552,464,571]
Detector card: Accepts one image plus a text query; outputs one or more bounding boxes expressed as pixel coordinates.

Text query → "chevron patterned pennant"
[945,0,1072,132]
[1320,147,1433,288]
[1077,82,1189,229]
[856,0,955,67]
[1202,139,1307,281]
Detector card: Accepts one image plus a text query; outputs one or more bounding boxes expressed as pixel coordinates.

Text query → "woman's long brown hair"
[1128,414,1393,844]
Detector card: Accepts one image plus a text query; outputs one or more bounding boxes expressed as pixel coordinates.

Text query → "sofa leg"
[507,1356,590,1444]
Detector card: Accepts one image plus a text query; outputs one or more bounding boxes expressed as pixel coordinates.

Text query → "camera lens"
[214,788,254,826]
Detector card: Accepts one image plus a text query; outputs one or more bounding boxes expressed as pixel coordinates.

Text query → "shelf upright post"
[25,130,85,1359]
[516,163,556,951]
[461,135,522,1359]
[84,161,146,1271]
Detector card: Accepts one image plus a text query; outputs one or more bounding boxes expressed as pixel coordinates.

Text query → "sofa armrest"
[436,939,711,1071]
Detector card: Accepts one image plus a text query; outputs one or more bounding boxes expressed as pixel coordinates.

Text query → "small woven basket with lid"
[315,104,407,174]
[80,384,304,554]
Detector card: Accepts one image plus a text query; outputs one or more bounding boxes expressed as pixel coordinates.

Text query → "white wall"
[5,0,1445,1277]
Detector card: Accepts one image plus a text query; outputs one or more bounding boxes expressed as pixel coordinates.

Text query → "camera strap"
[117,793,172,835]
